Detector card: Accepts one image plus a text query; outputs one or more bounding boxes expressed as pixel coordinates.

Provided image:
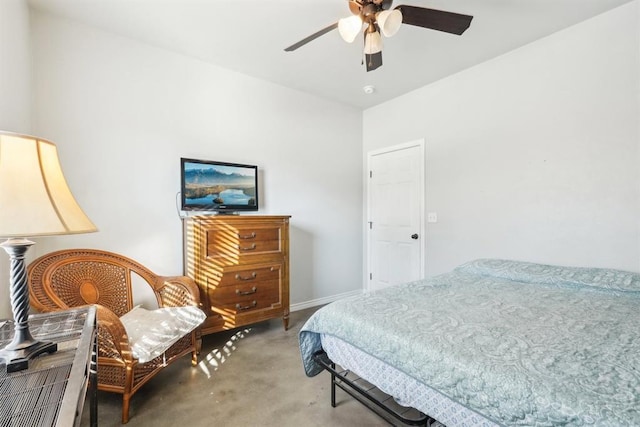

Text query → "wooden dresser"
[183,215,290,335]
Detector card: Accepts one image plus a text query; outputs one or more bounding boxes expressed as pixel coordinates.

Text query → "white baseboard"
[291,289,363,312]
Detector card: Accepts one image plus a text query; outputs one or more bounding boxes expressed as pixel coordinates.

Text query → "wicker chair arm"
[153,275,201,308]
[94,304,136,365]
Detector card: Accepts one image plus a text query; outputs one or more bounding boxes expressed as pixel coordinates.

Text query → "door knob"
[411,233,419,240]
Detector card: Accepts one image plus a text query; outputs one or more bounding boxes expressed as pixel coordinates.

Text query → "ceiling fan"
[284,0,473,72]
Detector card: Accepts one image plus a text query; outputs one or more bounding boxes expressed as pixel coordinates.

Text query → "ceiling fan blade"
[284,22,339,52]
[396,5,473,35]
[365,52,383,72]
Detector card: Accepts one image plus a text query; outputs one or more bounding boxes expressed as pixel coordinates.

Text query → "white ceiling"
[27,0,633,109]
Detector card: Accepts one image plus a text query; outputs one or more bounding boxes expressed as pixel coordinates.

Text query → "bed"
[299,259,640,426]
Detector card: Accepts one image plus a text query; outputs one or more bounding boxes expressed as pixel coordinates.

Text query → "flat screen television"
[180,158,258,213]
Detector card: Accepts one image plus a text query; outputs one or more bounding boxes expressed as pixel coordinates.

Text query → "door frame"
[366,139,426,290]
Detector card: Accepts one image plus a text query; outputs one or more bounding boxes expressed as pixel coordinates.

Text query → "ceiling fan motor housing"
[374,0,394,10]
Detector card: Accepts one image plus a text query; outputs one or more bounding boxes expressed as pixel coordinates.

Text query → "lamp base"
[0,237,58,372]
[0,340,57,373]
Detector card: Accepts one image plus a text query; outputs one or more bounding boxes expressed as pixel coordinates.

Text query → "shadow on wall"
[289,225,314,305]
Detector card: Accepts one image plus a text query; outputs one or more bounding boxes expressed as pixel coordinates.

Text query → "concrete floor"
[80,307,392,427]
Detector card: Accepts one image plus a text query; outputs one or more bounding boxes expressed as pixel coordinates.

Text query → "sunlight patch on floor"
[198,328,252,378]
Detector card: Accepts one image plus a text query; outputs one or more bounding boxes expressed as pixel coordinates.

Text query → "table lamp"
[0,131,97,372]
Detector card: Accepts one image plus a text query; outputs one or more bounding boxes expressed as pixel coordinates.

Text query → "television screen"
[180,158,258,212]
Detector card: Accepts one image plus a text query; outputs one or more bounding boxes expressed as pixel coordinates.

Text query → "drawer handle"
[238,232,256,240]
[236,286,257,296]
[235,272,257,281]
[239,243,257,251]
[236,301,257,311]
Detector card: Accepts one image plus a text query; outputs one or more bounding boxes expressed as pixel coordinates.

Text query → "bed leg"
[330,362,337,408]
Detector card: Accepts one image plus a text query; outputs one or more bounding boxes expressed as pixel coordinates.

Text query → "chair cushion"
[120,305,206,363]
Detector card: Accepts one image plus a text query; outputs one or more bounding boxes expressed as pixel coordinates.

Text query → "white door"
[367,140,425,291]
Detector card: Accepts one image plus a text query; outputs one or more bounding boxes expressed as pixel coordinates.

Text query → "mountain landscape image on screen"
[184,164,256,207]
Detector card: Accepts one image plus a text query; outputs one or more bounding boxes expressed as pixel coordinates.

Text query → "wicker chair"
[27,249,202,424]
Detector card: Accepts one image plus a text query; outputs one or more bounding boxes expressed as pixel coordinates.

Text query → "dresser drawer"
[207,227,279,243]
[215,264,281,287]
[210,281,280,314]
[207,239,280,258]
[206,227,282,259]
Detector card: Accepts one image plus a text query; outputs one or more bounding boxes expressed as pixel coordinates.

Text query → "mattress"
[300,258,640,426]
[321,333,498,427]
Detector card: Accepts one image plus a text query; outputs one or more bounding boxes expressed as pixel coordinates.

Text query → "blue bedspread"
[299,259,640,426]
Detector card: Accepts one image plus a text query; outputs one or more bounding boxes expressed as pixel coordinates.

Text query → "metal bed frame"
[313,350,435,426]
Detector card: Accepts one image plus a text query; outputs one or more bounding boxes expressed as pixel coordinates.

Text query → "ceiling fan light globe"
[338,15,362,43]
[364,31,382,54]
[377,9,402,37]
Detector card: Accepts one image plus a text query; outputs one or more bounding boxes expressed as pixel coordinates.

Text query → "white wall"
[30,11,363,308]
[0,0,31,133]
[364,1,640,276]
[0,0,31,318]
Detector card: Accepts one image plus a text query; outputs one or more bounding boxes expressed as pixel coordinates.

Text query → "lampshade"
[338,15,363,43]
[0,131,97,237]
[377,9,402,37]
[364,30,382,54]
